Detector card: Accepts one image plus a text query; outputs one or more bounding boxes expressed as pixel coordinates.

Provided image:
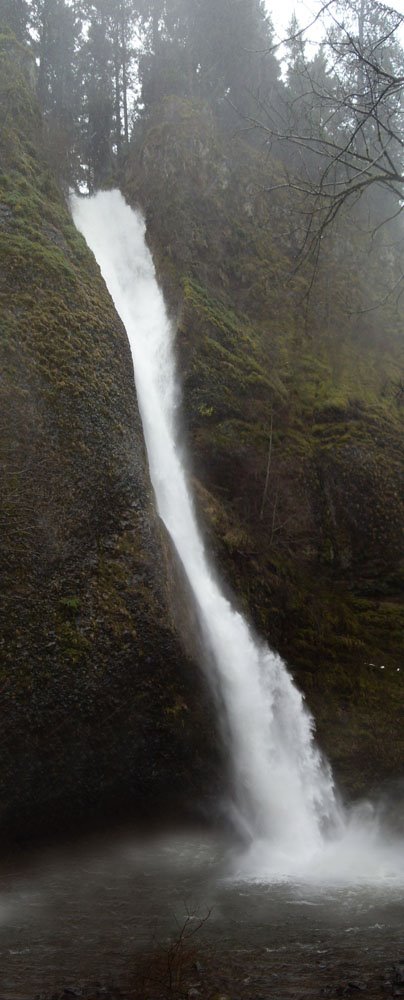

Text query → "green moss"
[0,41,225,839]
[59,596,81,611]
[124,95,404,796]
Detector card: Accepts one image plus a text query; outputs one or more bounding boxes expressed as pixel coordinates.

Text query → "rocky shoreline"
[20,952,404,1000]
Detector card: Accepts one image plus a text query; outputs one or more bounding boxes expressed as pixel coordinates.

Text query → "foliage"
[2,0,404,235]
[134,908,211,999]
[0,37,223,839]
[0,0,283,188]
[125,95,404,794]
[248,0,404,256]
[1,0,404,815]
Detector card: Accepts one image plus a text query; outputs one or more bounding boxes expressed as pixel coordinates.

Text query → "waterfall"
[71,190,345,875]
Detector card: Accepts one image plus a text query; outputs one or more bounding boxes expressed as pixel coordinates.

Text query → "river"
[1,829,403,999]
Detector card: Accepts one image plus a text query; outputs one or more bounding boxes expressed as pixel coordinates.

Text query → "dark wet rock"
[395,963,404,985]
[0,202,13,225]
[42,222,71,255]
[124,96,404,798]
[336,985,367,996]
[0,37,223,843]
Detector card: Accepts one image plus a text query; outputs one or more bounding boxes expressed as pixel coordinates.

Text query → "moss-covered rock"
[124,97,404,797]
[0,41,223,841]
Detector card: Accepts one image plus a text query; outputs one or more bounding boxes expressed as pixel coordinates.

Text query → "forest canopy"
[0,0,403,249]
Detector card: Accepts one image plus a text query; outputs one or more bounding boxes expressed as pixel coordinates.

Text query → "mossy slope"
[0,44,222,840]
[124,98,404,796]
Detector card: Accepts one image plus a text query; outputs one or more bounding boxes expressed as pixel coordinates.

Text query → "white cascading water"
[72,190,403,881]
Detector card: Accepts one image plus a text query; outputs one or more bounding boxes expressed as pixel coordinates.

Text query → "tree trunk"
[121,2,129,143]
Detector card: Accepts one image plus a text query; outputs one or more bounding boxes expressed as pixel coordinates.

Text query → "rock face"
[1,37,403,841]
[0,40,221,840]
[124,98,404,797]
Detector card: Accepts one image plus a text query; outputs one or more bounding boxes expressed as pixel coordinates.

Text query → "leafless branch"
[234,0,404,260]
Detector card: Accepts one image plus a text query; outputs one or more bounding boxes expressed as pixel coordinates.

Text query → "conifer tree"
[246,0,404,250]
[0,0,29,38]
[138,0,280,120]
[80,0,140,160]
[28,0,80,185]
[78,1,115,189]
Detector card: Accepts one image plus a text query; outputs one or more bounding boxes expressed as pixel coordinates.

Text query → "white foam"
[71,189,404,885]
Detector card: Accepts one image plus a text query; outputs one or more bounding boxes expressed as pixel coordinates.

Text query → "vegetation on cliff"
[0,35,222,840]
[1,0,403,825]
[124,96,404,795]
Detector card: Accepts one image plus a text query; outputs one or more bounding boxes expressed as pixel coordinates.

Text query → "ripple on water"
[0,832,403,996]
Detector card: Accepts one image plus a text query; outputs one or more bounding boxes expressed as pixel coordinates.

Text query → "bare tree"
[241,0,404,259]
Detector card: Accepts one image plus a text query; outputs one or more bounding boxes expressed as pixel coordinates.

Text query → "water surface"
[0,831,403,998]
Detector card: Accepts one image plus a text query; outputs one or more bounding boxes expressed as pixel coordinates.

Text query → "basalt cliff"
[1,40,403,840]
[124,97,404,798]
[0,38,221,841]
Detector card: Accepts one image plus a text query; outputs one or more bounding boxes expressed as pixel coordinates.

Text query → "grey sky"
[267,0,404,42]
[267,0,324,38]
